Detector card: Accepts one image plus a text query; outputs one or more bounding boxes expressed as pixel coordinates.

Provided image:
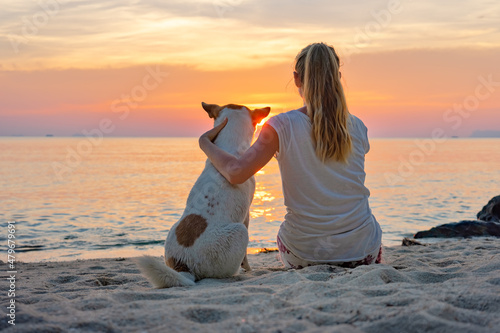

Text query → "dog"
[136,102,271,288]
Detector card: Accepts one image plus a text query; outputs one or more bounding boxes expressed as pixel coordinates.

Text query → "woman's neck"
[297,105,307,115]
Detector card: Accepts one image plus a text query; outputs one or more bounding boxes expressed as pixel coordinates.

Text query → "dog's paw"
[240,255,252,271]
[241,262,252,272]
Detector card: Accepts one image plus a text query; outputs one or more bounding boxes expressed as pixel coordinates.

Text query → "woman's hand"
[199,118,228,145]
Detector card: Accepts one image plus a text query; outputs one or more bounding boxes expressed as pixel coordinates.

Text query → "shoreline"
[4,238,500,332]
[14,237,468,264]
[16,246,281,264]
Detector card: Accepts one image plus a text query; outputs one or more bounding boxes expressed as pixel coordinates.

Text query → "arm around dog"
[199,121,279,185]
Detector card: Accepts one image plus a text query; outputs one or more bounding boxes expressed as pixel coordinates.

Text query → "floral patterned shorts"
[277,235,383,269]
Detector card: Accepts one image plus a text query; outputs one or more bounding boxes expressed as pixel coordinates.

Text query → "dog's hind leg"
[241,213,252,271]
[199,223,249,278]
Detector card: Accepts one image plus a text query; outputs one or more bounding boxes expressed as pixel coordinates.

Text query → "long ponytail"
[295,43,352,163]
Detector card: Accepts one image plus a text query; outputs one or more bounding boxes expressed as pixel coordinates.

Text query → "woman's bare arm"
[199,120,279,185]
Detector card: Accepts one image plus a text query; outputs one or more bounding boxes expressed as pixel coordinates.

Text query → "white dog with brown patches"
[136,102,270,288]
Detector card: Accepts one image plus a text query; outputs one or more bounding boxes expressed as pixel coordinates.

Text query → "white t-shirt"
[266,109,382,263]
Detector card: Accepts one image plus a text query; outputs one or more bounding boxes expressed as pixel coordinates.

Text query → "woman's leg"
[338,245,383,268]
[375,245,384,264]
[276,235,312,269]
[277,235,383,269]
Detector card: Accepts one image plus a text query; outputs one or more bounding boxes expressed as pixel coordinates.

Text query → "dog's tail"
[135,256,196,288]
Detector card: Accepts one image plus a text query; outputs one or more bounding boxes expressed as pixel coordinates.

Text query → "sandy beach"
[4,238,500,332]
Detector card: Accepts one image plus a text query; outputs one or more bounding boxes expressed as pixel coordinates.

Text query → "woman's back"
[199,42,383,268]
[267,109,382,263]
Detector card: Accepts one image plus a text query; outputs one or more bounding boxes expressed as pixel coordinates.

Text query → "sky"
[0,0,499,137]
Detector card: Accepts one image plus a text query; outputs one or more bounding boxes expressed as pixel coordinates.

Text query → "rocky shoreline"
[414,195,500,239]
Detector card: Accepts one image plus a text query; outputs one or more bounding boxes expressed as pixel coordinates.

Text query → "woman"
[199,42,382,269]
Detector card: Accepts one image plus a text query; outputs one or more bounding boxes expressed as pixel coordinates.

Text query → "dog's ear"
[251,107,271,126]
[201,102,222,119]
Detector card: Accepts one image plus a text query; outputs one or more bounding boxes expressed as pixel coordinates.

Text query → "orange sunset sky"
[0,0,499,137]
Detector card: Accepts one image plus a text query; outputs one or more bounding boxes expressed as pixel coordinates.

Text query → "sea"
[1,137,499,262]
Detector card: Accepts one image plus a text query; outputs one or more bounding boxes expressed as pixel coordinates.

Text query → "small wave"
[92,239,164,249]
[16,245,45,253]
[64,235,79,240]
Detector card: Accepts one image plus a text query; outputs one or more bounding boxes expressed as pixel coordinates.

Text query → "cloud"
[0,0,499,70]
[1,47,498,137]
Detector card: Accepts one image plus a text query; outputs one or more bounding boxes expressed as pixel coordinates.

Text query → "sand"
[3,238,500,333]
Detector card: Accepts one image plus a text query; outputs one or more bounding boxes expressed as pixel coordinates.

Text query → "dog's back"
[136,103,270,288]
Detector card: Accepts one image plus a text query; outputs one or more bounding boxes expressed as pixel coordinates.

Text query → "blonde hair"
[295,43,352,163]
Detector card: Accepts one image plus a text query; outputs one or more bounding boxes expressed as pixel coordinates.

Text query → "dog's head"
[201,102,271,127]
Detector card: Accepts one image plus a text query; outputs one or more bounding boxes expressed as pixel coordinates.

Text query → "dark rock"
[414,220,500,239]
[414,195,500,239]
[402,238,424,246]
[477,195,500,222]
